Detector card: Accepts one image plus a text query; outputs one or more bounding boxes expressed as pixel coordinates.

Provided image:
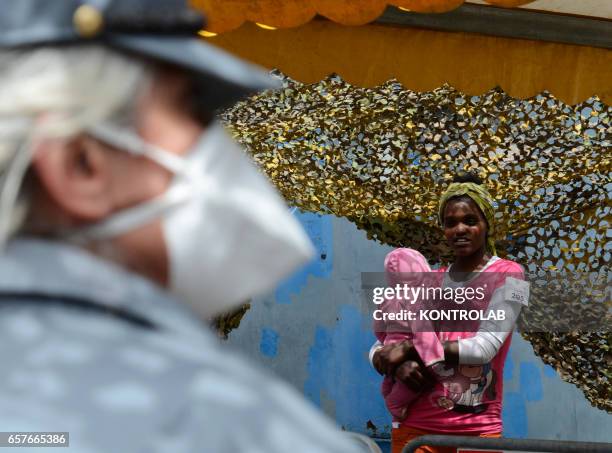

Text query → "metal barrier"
[401,435,612,453]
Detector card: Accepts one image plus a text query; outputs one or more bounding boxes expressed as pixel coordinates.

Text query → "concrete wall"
[226,211,611,447]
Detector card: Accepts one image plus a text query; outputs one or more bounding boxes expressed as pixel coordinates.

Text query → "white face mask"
[74,121,314,319]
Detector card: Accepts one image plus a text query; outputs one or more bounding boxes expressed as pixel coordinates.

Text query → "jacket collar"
[0,237,211,340]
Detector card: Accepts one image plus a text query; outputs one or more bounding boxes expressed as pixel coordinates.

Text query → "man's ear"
[31,135,114,222]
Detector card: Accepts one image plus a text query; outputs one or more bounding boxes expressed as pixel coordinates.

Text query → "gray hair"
[0,45,152,246]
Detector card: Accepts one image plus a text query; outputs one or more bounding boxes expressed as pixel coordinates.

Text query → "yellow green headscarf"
[438,182,497,256]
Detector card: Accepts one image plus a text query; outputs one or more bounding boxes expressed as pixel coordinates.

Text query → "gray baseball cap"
[0,0,279,110]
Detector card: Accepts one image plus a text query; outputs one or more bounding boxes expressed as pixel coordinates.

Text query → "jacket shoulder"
[0,302,359,453]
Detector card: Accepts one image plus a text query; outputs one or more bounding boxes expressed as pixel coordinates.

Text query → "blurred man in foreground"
[0,1,363,451]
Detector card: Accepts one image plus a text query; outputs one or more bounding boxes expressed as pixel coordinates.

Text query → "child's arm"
[409,275,445,367]
[385,249,445,367]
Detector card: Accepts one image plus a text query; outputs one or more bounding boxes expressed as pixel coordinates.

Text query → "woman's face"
[442,198,488,258]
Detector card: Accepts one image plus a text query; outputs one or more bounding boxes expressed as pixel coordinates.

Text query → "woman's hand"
[394,360,428,392]
[372,340,418,376]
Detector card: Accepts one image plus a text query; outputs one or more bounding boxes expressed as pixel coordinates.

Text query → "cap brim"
[106,34,281,111]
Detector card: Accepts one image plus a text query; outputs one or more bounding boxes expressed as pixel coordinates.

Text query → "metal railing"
[401,435,612,453]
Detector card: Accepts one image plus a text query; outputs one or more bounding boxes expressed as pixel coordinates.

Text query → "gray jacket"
[0,238,360,453]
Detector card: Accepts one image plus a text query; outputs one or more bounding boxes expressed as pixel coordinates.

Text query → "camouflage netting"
[220,72,611,411]
[212,303,251,340]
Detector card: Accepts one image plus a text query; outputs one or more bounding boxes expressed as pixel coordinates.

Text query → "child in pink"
[373,248,445,421]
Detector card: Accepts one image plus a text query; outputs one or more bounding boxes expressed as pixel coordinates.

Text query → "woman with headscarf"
[371,172,530,453]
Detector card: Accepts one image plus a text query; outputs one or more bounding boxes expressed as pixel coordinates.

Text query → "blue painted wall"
[227,212,611,445]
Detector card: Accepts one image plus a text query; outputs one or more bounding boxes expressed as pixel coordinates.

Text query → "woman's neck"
[451,250,491,274]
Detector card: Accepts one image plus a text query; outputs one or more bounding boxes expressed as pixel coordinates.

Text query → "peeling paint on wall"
[275,211,333,304]
[519,362,543,402]
[260,328,279,357]
[304,305,389,433]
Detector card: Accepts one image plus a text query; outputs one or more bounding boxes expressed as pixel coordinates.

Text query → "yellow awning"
[191,0,537,33]
[209,21,612,104]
